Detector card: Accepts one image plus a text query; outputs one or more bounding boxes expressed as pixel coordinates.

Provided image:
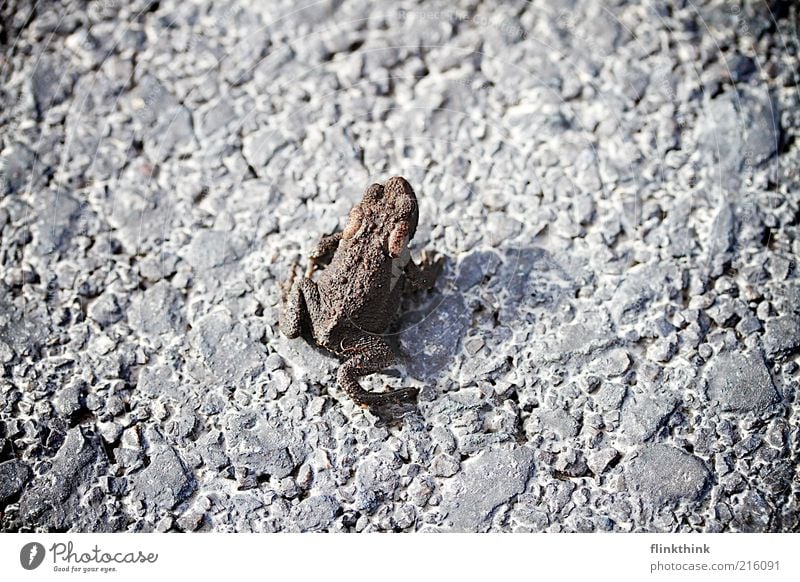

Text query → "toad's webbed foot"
[336,334,419,407]
[405,251,444,291]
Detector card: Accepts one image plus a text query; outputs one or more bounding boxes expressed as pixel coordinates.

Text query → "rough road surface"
[1,0,798,532]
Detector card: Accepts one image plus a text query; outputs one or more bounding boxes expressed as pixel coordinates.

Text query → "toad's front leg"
[336,334,419,407]
[306,232,343,277]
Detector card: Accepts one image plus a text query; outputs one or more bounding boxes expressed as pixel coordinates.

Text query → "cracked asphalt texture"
[1,0,799,532]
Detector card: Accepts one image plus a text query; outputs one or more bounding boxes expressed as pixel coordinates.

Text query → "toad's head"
[344,176,420,258]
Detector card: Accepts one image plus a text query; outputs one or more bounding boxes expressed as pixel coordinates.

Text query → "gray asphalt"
[0,0,798,532]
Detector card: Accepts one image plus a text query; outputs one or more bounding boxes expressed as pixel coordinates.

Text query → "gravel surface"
[1,0,799,532]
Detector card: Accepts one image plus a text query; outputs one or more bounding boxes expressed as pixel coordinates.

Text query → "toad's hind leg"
[336,335,419,407]
[279,276,321,339]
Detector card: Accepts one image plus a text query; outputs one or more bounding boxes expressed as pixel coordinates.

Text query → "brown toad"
[279,176,441,407]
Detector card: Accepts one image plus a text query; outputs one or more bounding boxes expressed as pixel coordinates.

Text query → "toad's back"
[314,233,407,342]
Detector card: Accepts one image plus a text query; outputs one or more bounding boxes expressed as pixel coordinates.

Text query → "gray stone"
[456,250,501,290]
[698,96,741,189]
[621,391,679,442]
[97,421,123,444]
[354,451,402,513]
[17,428,106,529]
[611,263,680,324]
[531,408,580,439]
[242,127,289,171]
[546,310,616,359]
[763,315,800,359]
[31,57,74,115]
[0,144,37,195]
[398,293,470,383]
[196,430,229,471]
[0,289,44,357]
[647,336,677,362]
[697,87,780,191]
[733,434,762,457]
[190,309,266,384]
[33,189,85,255]
[490,247,576,323]
[771,282,800,316]
[183,230,246,272]
[554,449,589,477]
[595,349,631,377]
[0,459,31,505]
[596,383,627,411]
[198,98,237,137]
[225,414,303,479]
[55,381,84,418]
[736,315,762,336]
[760,460,795,495]
[587,448,619,476]
[625,445,711,506]
[138,253,179,282]
[137,363,182,400]
[131,74,195,161]
[292,495,339,531]
[176,511,203,531]
[430,454,461,477]
[106,186,174,251]
[732,490,771,532]
[741,92,781,169]
[407,476,435,507]
[115,427,144,471]
[727,53,756,82]
[441,446,535,531]
[87,293,123,327]
[707,296,739,328]
[132,438,196,511]
[144,105,195,162]
[706,351,780,412]
[129,281,186,336]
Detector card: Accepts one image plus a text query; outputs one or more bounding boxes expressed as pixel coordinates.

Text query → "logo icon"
[20,542,46,570]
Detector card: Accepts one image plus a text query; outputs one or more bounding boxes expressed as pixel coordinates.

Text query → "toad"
[280,176,441,407]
